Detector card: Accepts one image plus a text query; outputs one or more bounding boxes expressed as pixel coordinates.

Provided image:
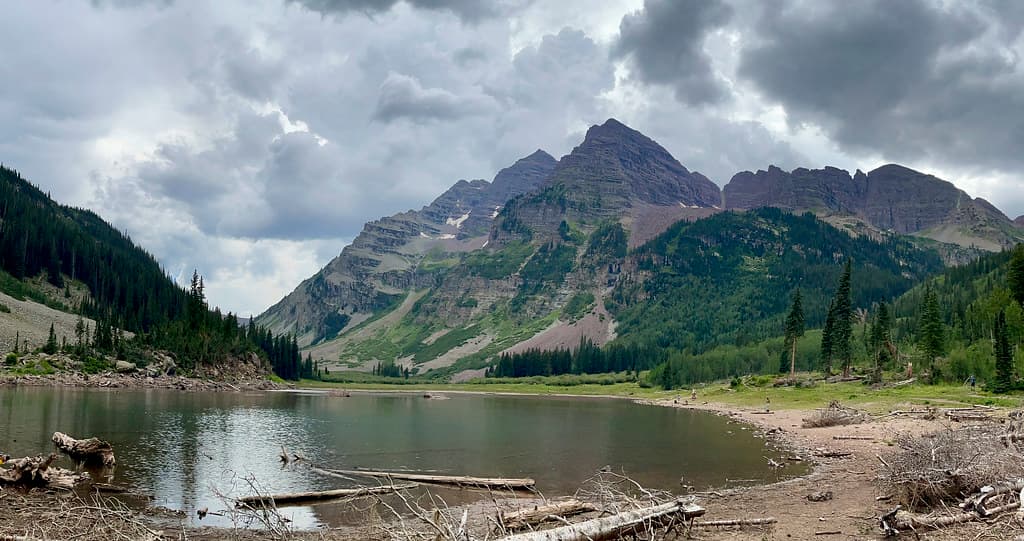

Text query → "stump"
[52,432,116,466]
[0,453,88,489]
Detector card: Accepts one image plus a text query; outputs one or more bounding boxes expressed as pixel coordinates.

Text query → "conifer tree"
[833,260,854,377]
[918,284,945,381]
[820,299,836,375]
[783,289,805,377]
[869,301,892,383]
[44,323,58,354]
[993,309,1014,393]
[1009,245,1024,308]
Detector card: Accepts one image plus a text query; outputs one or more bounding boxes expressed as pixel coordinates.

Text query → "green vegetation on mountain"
[648,244,1024,390]
[0,165,305,380]
[609,208,944,355]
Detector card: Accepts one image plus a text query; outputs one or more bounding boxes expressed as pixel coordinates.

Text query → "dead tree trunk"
[236,483,417,506]
[500,500,596,530]
[52,432,115,467]
[499,500,705,541]
[0,453,86,489]
[315,466,535,490]
[693,517,777,528]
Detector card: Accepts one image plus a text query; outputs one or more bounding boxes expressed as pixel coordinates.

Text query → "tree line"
[0,165,312,381]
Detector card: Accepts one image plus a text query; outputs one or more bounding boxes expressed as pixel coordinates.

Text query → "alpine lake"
[0,386,803,529]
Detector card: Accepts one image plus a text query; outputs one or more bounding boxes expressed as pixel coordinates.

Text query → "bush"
[81,356,110,374]
[0,303,10,313]
[4,352,17,365]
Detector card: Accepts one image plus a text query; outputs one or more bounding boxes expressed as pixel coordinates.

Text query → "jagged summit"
[723,163,1022,251]
[548,118,720,209]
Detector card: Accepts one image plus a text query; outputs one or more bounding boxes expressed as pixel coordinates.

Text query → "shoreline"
[0,374,1000,539]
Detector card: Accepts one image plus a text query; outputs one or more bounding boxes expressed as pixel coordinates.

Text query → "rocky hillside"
[257,150,556,346]
[723,164,1022,251]
[1015,215,1024,228]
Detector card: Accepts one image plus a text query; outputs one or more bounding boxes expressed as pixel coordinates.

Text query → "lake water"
[0,387,799,528]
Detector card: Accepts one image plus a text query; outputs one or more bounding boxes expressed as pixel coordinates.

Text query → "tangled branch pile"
[879,424,1024,509]
[801,401,869,428]
[0,491,166,541]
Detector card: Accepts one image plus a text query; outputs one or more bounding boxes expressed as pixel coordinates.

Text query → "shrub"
[0,303,10,313]
[81,356,111,374]
[4,352,17,365]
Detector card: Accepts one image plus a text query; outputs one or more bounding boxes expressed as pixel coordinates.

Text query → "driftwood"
[498,500,705,541]
[0,453,87,489]
[316,466,535,490]
[52,432,115,466]
[833,436,874,441]
[813,450,853,458]
[692,517,776,528]
[500,500,596,530]
[236,483,417,506]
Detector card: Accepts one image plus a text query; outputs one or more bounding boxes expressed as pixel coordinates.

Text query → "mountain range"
[256,119,1023,379]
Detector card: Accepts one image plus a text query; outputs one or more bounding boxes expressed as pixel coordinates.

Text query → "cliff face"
[723,164,1021,250]
[257,150,556,345]
[492,119,721,245]
[1015,215,1024,228]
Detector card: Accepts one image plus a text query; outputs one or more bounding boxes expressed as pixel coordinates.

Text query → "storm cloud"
[738,0,1024,173]
[613,0,734,105]
[2,0,1022,316]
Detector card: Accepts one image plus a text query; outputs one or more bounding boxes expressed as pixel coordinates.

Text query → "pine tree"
[869,301,892,383]
[918,284,945,381]
[993,309,1014,393]
[43,322,58,354]
[1009,245,1024,308]
[820,299,836,375]
[833,260,854,377]
[783,289,805,377]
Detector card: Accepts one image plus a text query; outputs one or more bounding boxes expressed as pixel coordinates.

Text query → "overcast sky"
[2,0,1023,316]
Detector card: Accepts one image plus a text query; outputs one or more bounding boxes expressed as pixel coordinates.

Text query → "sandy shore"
[643,398,1002,540]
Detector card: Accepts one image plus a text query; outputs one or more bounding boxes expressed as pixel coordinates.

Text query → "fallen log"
[0,453,87,489]
[833,436,874,441]
[885,503,1021,533]
[692,517,776,528]
[236,483,417,506]
[52,432,115,466]
[960,480,1024,515]
[813,450,852,458]
[500,500,596,530]
[316,467,535,490]
[498,500,705,541]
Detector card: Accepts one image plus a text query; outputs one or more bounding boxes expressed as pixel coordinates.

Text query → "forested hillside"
[646,243,1024,389]
[609,208,944,353]
[0,165,307,379]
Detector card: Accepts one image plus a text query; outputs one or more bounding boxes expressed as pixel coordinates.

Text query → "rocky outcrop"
[492,118,721,244]
[1015,215,1024,228]
[257,150,556,345]
[723,164,1022,250]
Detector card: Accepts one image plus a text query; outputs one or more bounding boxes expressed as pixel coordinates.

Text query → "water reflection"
[0,388,801,529]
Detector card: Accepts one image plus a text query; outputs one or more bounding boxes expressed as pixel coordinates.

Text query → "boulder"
[114,361,137,373]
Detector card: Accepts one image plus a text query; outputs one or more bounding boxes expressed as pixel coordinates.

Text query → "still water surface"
[0,387,798,528]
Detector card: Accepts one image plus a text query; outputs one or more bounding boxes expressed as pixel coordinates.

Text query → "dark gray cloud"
[288,0,520,22]
[613,0,733,105]
[738,0,1024,173]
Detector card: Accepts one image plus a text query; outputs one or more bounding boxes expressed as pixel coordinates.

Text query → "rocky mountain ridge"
[258,150,556,345]
[258,118,1022,372]
[724,164,1022,251]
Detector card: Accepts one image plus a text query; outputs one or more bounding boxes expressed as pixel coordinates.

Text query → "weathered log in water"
[0,453,87,489]
[498,500,705,541]
[236,483,418,506]
[500,499,596,530]
[51,432,115,466]
[316,466,535,490]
